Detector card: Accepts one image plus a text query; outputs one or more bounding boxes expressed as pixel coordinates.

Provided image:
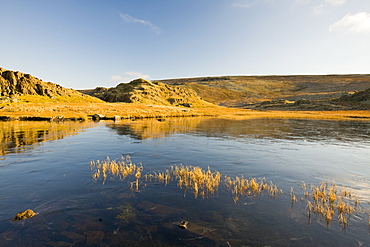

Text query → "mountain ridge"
[0,67,102,103]
[2,66,370,111]
[88,78,215,108]
[159,74,370,107]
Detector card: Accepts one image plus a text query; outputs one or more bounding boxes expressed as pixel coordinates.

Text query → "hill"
[0,67,103,103]
[88,78,215,108]
[158,75,370,110]
[159,75,370,109]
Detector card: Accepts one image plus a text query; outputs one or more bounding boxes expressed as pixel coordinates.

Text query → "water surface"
[0,118,370,246]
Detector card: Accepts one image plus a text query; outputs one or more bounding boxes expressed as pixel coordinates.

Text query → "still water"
[0,118,370,246]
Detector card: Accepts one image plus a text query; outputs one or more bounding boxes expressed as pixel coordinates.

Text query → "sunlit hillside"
[160,75,370,107]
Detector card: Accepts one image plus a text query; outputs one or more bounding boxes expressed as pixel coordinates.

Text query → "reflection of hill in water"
[0,121,92,156]
[107,118,370,143]
[194,118,370,143]
[107,118,204,140]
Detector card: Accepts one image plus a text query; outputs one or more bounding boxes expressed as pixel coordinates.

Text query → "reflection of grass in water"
[90,155,365,229]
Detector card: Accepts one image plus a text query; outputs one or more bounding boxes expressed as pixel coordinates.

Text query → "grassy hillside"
[88,78,215,108]
[159,75,370,107]
[1,66,370,121]
[0,67,103,104]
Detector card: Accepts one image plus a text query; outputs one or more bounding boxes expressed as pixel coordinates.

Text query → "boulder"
[12,209,37,221]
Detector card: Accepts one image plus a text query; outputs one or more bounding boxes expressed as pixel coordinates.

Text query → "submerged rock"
[12,209,37,221]
[178,220,189,229]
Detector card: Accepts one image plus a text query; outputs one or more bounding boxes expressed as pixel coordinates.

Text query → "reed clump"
[145,165,222,198]
[299,181,357,227]
[171,165,222,198]
[90,155,143,190]
[90,156,280,201]
[224,176,281,203]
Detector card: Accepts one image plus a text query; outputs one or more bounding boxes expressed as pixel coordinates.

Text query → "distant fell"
[89,78,215,108]
[339,88,370,102]
[159,75,370,107]
[0,67,102,103]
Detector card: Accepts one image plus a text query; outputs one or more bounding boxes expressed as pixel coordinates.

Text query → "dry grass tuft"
[224,176,281,203]
[296,181,358,227]
[90,155,143,191]
[90,155,370,229]
[90,156,279,202]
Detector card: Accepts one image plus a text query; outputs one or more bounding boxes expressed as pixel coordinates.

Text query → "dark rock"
[179,103,191,107]
[92,114,105,122]
[294,99,310,105]
[339,88,370,102]
[178,220,189,229]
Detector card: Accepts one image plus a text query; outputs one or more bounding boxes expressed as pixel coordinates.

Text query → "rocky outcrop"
[339,88,370,102]
[0,67,101,102]
[90,78,214,107]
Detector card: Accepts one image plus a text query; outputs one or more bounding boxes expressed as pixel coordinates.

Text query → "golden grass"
[295,181,359,227]
[1,102,370,121]
[224,176,281,203]
[90,155,370,229]
[90,156,143,191]
[171,165,222,199]
[16,94,103,103]
[161,74,370,106]
[90,156,279,201]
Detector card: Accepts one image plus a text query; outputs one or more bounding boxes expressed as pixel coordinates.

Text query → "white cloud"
[330,12,370,33]
[231,0,276,8]
[232,0,252,8]
[110,75,125,81]
[110,72,151,83]
[325,0,345,6]
[312,4,324,15]
[125,71,151,79]
[119,13,160,34]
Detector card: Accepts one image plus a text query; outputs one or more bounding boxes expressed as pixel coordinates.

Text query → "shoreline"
[0,102,370,122]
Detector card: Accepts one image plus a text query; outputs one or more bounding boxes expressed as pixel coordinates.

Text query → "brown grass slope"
[159,75,370,109]
[89,78,215,108]
[1,66,370,121]
[0,67,103,103]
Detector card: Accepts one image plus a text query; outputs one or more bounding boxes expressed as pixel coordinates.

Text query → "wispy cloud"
[119,13,160,34]
[232,0,252,8]
[325,0,345,6]
[312,4,324,15]
[110,71,151,83]
[231,0,276,8]
[296,0,345,7]
[330,12,370,33]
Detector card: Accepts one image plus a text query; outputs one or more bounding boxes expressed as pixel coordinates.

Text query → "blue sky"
[1,0,370,89]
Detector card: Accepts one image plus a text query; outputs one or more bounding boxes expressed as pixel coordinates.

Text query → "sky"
[1,0,370,89]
